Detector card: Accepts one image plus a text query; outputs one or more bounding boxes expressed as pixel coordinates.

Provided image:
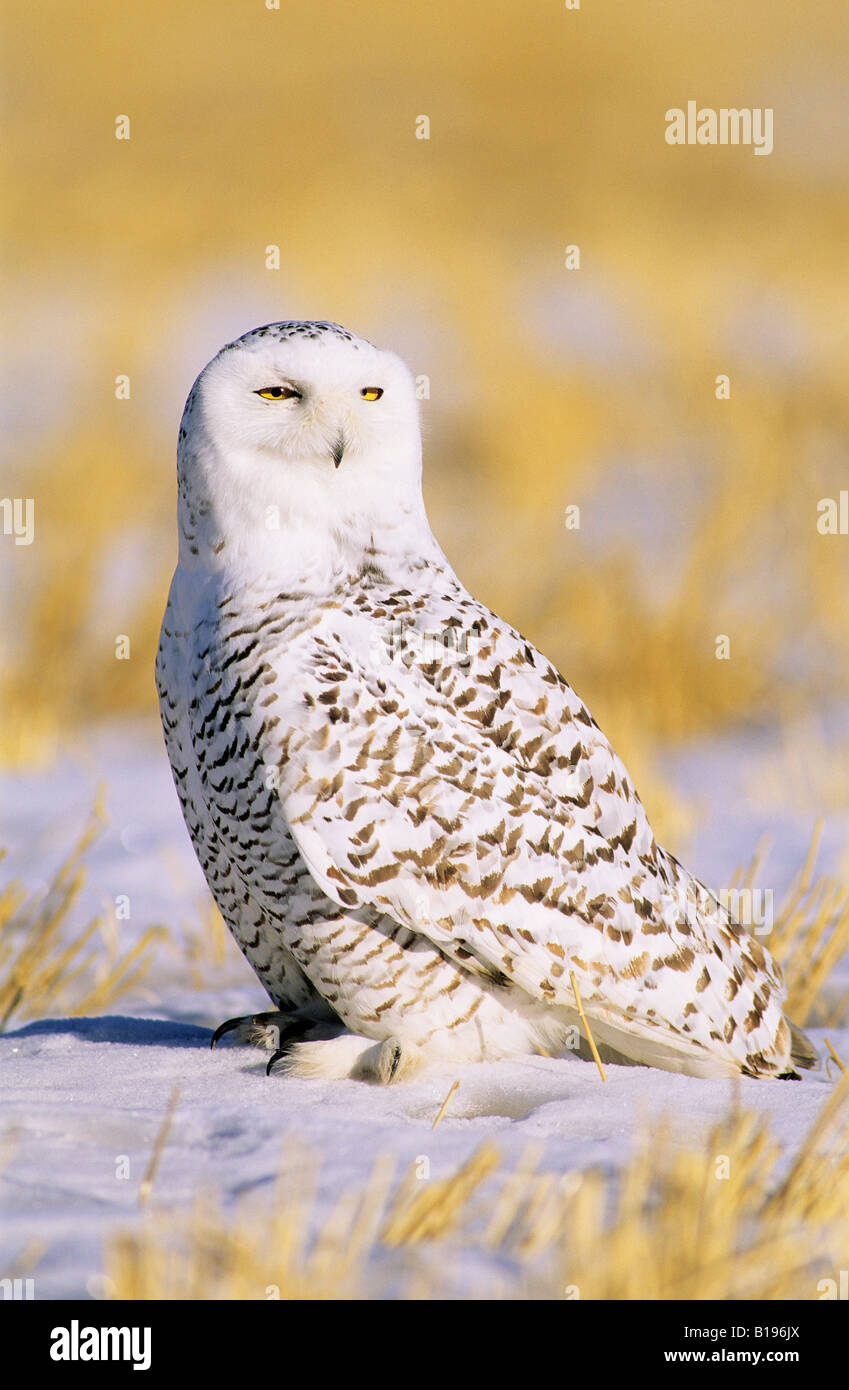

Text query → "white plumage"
[156,321,816,1083]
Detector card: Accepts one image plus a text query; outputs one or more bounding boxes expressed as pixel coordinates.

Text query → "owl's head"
[176,322,432,578]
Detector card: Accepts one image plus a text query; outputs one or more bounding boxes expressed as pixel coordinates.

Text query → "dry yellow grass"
[0,799,166,1031]
[105,1074,849,1300]
[734,825,849,1027]
[176,896,246,991]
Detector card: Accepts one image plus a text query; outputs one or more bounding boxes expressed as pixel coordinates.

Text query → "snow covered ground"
[1,715,847,1299]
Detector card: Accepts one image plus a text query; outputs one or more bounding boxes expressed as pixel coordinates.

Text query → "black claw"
[210,1016,244,1049]
[388,1044,402,1080]
[264,1022,310,1076]
[266,1049,287,1076]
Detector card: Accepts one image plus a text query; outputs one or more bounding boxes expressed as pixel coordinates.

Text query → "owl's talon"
[371,1037,413,1084]
[266,1049,286,1076]
[210,1016,244,1049]
[210,1010,313,1053]
[263,1021,318,1075]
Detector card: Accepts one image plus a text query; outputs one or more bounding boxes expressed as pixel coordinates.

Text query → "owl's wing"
[268,593,789,1076]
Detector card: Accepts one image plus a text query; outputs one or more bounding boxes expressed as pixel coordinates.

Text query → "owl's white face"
[177,323,434,581]
[198,323,418,470]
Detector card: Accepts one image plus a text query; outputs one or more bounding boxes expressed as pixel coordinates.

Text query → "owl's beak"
[331,432,347,469]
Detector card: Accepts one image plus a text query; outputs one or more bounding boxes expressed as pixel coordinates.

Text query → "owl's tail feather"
[574,1012,741,1078]
[788,1019,819,1071]
[564,1001,819,1080]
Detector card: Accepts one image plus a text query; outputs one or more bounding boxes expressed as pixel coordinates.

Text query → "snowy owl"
[156,320,816,1084]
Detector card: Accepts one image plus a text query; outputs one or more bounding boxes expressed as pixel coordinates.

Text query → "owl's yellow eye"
[255,385,302,400]
[360,387,383,401]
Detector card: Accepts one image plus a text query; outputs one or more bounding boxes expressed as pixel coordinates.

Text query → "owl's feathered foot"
[272,1033,424,1083]
[210,1009,423,1081]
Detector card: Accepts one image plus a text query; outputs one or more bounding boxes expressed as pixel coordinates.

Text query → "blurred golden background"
[4,0,849,816]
